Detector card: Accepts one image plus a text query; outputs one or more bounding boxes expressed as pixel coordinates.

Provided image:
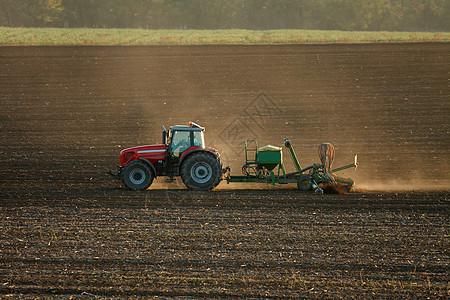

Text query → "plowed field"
[0,44,449,298]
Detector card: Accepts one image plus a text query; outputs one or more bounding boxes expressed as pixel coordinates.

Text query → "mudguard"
[138,158,158,178]
[179,148,219,165]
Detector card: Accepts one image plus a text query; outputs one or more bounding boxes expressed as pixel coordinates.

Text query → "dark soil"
[0,44,448,298]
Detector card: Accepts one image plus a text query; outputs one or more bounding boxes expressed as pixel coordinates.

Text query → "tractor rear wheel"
[181,152,221,191]
[122,160,154,191]
[297,174,313,191]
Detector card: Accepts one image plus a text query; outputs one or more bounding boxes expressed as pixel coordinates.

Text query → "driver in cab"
[172,135,190,157]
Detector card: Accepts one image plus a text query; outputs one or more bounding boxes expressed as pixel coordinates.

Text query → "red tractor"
[109,122,223,191]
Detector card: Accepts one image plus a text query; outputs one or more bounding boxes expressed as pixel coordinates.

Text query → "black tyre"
[121,160,154,191]
[297,174,313,191]
[181,152,222,191]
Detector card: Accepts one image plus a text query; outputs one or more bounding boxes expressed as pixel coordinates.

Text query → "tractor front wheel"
[121,160,154,191]
[297,175,313,191]
[181,152,221,191]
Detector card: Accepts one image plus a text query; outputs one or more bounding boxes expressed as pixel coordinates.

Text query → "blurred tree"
[0,0,448,31]
[34,0,64,26]
[357,0,404,30]
[0,0,63,27]
[400,0,448,31]
[60,0,98,27]
[0,0,29,26]
[241,0,305,29]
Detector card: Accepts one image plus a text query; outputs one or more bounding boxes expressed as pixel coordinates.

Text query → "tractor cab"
[163,122,205,158]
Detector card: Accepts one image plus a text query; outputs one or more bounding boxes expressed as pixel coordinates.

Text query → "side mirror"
[162,126,167,144]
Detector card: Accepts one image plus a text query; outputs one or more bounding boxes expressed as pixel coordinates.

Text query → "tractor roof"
[170,122,204,132]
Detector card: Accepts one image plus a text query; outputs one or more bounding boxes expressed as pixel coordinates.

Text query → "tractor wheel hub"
[191,162,212,183]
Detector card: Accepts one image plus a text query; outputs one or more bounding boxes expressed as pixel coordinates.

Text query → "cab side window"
[193,131,204,147]
[171,131,190,157]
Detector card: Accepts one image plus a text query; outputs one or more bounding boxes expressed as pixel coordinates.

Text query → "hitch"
[107,165,122,179]
[222,166,231,179]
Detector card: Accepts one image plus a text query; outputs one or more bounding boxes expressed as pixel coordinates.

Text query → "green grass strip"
[0,27,448,46]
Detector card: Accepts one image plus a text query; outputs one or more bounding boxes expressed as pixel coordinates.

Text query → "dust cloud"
[356,180,447,192]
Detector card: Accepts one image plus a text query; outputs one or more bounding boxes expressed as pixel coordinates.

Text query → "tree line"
[1,0,448,32]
